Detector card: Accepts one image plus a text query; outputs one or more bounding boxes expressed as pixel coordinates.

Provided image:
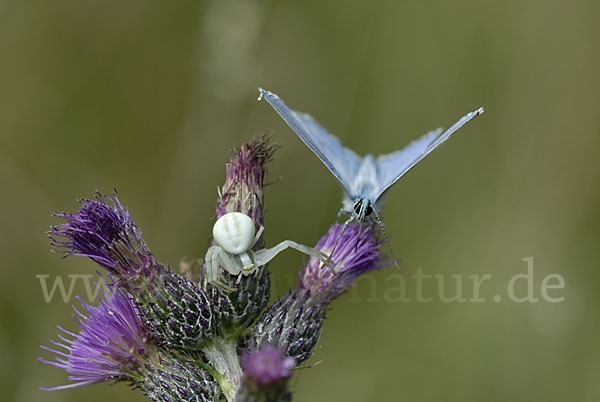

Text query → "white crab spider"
[204,212,331,292]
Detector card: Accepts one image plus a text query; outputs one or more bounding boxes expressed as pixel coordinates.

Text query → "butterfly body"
[258,87,484,223]
[339,154,379,220]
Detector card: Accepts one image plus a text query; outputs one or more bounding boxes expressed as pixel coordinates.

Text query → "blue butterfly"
[258,87,484,224]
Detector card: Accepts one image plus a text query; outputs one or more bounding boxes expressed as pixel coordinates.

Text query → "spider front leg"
[231,225,263,272]
[204,247,239,292]
[251,225,265,247]
[253,241,335,274]
[203,246,219,290]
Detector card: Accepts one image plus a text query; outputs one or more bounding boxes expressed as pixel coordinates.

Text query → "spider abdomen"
[213,212,256,255]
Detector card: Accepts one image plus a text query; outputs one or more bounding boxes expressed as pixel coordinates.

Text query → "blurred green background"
[1,0,599,401]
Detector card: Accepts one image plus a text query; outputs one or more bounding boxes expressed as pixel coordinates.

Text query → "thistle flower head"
[300,223,386,300]
[50,190,216,349]
[216,135,278,229]
[39,277,154,390]
[141,352,221,402]
[236,346,295,402]
[208,137,278,332]
[137,269,215,350]
[50,191,155,281]
[241,346,295,387]
[252,223,386,363]
[252,290,325,363]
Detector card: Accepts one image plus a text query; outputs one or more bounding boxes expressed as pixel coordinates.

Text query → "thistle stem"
[203,337,243,401]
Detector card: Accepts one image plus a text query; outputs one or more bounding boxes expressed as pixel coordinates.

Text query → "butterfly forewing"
[259,88,363,195]
[373,108,484,198]
[259,88,484,212]
[373,128,443,199]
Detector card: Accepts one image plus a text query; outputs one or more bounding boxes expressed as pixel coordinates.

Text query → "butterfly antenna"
[371,208,402,271]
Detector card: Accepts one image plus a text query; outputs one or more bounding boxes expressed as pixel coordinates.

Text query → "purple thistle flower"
[49,190,155,281]
[300,223,387,301]
[49,190,216,350]
[236,347,295,402]
[39,278,221,400]
[39,277,154,390]
[240,346,295,387]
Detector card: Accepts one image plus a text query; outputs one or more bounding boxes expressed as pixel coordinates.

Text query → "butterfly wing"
[259,88,362,195]
[374,107,484,198]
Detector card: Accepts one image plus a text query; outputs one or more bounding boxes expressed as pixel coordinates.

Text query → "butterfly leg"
[328,216,354,264]
[370,208,402,271]
[354,223,363,250]
[354,219,376,249]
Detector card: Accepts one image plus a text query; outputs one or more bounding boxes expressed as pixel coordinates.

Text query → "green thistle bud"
[141,352,221,402]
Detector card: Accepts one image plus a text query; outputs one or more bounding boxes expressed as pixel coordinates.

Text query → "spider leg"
[203,247,217,291]
[251,225,265,248]
[254,241,334,274]
[212,254,240,293]
[204,247,241,293]
[212,278,238,293]
[217,250,240,276]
